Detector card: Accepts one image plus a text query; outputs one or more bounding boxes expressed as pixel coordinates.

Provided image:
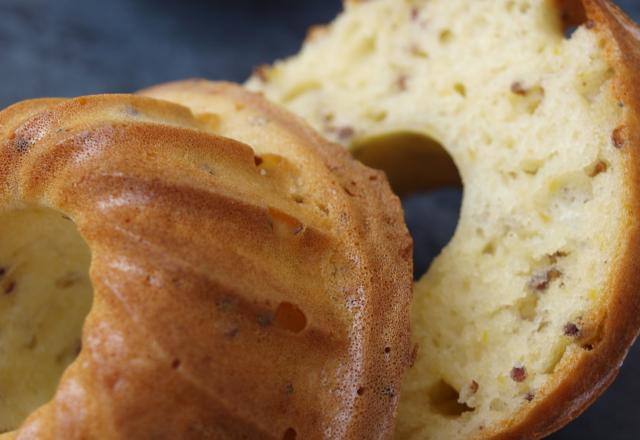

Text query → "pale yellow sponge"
[248,0,640,438]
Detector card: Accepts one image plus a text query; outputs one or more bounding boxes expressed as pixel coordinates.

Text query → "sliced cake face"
[248,0,640,438]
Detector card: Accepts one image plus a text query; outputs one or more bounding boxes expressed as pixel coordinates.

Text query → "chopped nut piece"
[612,126,626,148]
[588,160,608,177]
[510,366,527,382]
[336,126,355,141]
[511,82,528,96]
[563,322,580,337]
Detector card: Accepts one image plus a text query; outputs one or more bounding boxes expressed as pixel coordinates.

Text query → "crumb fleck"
[525,392,535,402]
[469,380,479,394]
[585,20,595,29]
[411,7,419,20]
[286,383,294,395]
[510,366,527,382]
[171,359,181,369]
[0,267,5,278]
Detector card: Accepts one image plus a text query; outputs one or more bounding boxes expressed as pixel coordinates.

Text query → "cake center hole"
[352,132,462,279]
[0,206,92,433]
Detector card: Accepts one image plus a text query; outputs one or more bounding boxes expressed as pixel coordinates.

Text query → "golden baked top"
[0,83,412,439]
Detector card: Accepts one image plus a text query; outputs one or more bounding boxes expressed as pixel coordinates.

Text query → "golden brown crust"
[0,84,413,439]
[478,1,640,438]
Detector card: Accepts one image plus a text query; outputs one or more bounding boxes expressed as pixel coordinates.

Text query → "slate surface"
[0,0,638,438]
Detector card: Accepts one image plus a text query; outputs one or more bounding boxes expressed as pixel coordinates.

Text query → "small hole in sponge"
[428,379,474,417]
[274,302,307,333]
[352,132,462,280]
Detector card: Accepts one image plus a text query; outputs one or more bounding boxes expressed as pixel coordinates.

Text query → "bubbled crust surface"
[0,85,412,439]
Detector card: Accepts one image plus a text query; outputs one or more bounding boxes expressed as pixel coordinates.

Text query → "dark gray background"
[1,0,637,438]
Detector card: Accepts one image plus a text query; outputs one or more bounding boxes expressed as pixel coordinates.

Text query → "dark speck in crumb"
[511,82,528,96]
[511,366,527,382]
[336,126,355,141]
[563,322,580,337]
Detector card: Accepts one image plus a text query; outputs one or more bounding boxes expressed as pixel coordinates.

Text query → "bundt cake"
[248,0,640,438]
[0,84,413,438]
